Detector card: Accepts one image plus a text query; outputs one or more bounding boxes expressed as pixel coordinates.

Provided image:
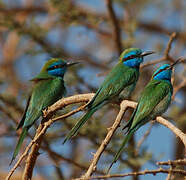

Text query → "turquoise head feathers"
[39,58,78,78]
[152,58,181,81]
[152,64,172,81]
[46,59,68,77]
[119,48,154,68]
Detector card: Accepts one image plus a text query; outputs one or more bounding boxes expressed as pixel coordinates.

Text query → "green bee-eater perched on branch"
[108,59,181,172]
[63,48,154,144]
[10,58,78,165]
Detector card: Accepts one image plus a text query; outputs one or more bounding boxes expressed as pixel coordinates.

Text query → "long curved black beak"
[169,58,182,69]
[141,51,155,57]
[66,62,80,67]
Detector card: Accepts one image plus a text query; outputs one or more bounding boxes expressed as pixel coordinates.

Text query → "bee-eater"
[63,48,154,144]
[108,60,180,171]
[10,58,78,164]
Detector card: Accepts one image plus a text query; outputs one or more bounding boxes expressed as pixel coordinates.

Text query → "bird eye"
[130,55,134,58]
[153,67,168,77]
[123,55,135,61]
[47,64,64,71]
[54,65,63,69]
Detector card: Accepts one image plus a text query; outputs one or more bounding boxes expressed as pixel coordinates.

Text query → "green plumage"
[108,65,173,171]
[10,58,71,164]
[63,48,153,144]
[65,64,138,141]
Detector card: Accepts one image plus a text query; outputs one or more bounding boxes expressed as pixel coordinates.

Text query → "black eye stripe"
[123,54,140,61]
[153,67,169,77]
[47,64,65,71]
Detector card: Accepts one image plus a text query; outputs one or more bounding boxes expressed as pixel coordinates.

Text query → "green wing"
[11,77,65,165]
[63,63,139,144]
[108,80,172,171]
[23,77,66,128]
[16,96,31,130]
[129,80,172,131]
[88,63,139,109]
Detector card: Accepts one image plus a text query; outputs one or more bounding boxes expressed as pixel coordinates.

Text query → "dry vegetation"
[0,0,185,180]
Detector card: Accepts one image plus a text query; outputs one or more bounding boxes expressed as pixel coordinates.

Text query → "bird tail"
[9,127,28,165]
[63,107,97,144]
[107,129,135,173]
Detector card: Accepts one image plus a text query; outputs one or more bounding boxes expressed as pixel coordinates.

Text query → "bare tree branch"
[81,100,136,179]
[156,117,186,147]
[106,0,122,54]
[76,100,186,179]
[6,96,186,180]
[89,168,186,179]
[157,159,186,166]
[142,32,177,68]
[6,94,94,180]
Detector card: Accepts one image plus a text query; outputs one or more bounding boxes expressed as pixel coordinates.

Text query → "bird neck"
[122,55,143,69]
[123,59,140,69]
[47,68,66,77]
[32,71,63,81]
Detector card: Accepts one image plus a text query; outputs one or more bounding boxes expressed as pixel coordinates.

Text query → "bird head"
[120,48,154,68]
[152,58,181,81]
[41,58,78,77]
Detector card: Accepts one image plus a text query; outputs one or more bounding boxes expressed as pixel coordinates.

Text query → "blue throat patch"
[123,58,143,68]
[153,64,172,81]
[122,50,143,68]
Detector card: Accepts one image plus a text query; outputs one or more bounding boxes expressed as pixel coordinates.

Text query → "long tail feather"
[63,108,97,144]
[10,128,28,165]
[107,129,135,173]
[122,107,137,131]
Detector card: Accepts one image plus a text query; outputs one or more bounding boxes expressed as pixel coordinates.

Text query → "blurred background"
[0,0,185,180]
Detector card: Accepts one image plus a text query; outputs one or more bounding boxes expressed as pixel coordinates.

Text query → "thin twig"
[166,164,174,180]
[22,95,94,179]
[164,32,177,59]
[157,159,186,166]
[78,106,186,180]
[156,117,186,147]
[6,94,94,180]
[6,96,186,180]
[106,0,122,54]
[89,168,186,179]
[43,142,105,175]
[44,144,104,174]
[173,77,186,99]
[142,32,177,68]
[80,100,137,179]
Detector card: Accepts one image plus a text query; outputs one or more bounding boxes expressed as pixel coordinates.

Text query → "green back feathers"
[10,58,68,165]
